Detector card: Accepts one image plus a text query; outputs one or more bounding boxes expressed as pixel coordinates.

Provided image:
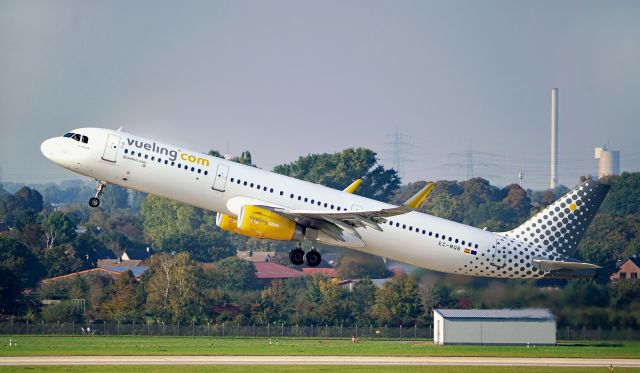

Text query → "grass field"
[0,336,638,359]
[1,366,639,373]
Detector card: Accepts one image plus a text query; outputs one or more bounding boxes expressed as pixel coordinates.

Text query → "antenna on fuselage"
[116,126,124,132]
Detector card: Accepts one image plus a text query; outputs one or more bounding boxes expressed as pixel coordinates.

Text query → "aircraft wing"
[264,182,435,242]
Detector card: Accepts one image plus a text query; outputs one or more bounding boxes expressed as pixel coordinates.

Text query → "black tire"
[89,197,100,208]
[303,250,322,267]
[289,248,305,266]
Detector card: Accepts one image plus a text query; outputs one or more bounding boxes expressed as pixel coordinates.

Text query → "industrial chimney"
[550,88,558,189]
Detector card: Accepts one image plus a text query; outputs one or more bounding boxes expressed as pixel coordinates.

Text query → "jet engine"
[216,205,305,241]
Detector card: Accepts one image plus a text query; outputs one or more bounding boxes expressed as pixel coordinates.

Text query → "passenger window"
[270,188,274,193]
[178,163,181,168]
[81,136,88,144]
[144,154,148,159]
[151,156,155,161]
[304,197,308,202]
[191,167,195,171]
[230,178,234,182]
[198,169,201,173]
[298,196,301,201]
[280,191,284,196]
[124,149,128,154]
[204,171,208,175]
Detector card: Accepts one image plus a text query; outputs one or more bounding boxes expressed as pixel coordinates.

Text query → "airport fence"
[0,321,638,340]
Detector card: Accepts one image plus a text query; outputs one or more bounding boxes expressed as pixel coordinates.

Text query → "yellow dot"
[569,203,577,211]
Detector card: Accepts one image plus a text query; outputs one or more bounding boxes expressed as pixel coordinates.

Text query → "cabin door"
[101,134,121,162]
[212,164,229,192]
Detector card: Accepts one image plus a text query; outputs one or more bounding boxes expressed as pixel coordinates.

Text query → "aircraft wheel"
[289,248,305,266]
[89,197,100,208]
[303,250,322,267]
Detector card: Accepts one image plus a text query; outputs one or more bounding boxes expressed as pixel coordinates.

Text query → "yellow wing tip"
[404,182,435,209]
[343,179,362,194]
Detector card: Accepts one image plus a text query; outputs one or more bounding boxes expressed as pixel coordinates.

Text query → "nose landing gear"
[88,181,107,208]
[288,244,322,267]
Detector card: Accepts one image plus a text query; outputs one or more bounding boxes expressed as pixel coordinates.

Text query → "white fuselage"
[41,128,542,279]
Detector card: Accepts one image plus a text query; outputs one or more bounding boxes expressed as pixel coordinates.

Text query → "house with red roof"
[253,262,304,286]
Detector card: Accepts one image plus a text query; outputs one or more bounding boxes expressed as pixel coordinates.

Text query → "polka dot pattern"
[451,180,610,279]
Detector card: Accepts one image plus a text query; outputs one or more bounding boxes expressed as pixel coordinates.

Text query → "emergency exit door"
[212,164,229,192]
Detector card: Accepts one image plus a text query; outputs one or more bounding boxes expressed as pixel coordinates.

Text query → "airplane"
[41,128,610,279]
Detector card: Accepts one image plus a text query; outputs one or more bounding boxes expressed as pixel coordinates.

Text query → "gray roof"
[435,309,554,320]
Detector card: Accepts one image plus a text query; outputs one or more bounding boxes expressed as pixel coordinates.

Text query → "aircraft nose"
[40,138,56,160]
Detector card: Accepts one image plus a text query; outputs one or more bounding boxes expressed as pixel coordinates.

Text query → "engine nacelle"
[216,206,305,241]
[216,212,244,235]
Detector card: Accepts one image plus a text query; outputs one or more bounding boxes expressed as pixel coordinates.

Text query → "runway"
[1,356,640,367]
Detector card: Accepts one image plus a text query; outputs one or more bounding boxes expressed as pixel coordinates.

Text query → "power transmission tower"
[385,128,414,181]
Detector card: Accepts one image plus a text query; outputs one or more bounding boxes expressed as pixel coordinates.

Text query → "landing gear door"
[212,164,229,192]
[490,237,507,268]
[102,134,121,163]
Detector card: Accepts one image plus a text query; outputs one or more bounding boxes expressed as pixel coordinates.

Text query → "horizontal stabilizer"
[532,258,601,271]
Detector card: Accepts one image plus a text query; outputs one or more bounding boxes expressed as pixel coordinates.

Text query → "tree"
[43,211,76,250]
[13,187,44,213]
[0,237,43,314]
[204,257,256,291]
[42,244,83,277]
[273,148,400,202]
[252,280,291,325]
[315,278,351,325]
[100,185,129,212]
[145,252,202,322]
[0,187,44,228]
[350,279,377,325]
[140,195,231,261]
[372,276,423,326]
[337,255,391,279]
[103,270,140,321]
[74,233,110,268]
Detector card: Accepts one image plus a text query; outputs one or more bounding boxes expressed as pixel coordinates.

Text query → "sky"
[1,0,639,190]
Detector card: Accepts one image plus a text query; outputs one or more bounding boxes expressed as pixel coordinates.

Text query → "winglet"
[403,182,435,209]
[343,179,362,194]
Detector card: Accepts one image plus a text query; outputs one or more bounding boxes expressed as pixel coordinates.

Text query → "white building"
[433,309,556,345]
[595,147,620,178]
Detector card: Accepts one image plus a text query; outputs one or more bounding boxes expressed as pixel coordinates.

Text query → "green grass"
[0,367,638,373]
[0,336,639,358]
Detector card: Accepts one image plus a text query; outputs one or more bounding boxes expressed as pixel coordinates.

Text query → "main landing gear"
[288,244,322,267]
[88,181,107,208]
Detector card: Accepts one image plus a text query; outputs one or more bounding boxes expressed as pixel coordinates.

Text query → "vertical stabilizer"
[500,180,609,257]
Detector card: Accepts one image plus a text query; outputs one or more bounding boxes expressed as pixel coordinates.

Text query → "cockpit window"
[64,132,74,138]
[64,132,89,143]
[71,134,82,141]
[81,135,88,144]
